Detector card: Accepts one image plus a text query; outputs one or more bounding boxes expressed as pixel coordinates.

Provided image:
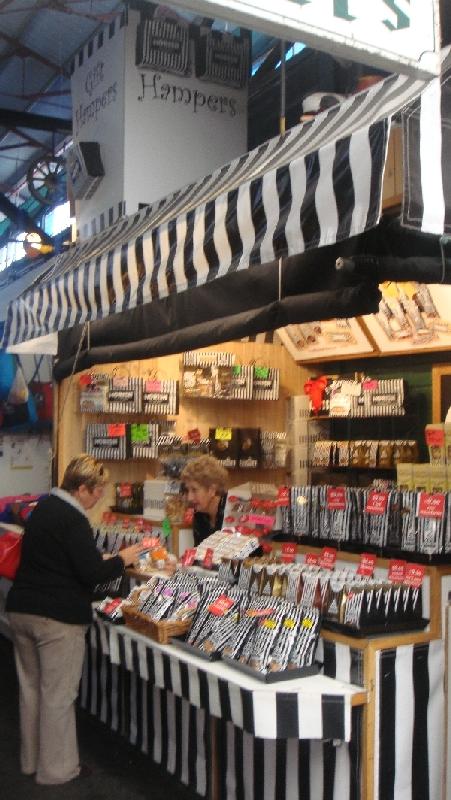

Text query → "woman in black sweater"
[6,454,142,785]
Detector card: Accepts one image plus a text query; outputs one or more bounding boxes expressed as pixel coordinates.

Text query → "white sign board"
[170,0,440,78]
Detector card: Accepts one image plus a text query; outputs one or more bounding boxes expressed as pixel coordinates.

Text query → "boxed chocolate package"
[238,428,261,469]
[209,427,239,468]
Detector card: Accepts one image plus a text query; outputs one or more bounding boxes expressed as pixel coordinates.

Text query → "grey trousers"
[7,612,88,784]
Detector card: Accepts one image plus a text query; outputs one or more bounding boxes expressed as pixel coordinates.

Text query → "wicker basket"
[122,605,191,643]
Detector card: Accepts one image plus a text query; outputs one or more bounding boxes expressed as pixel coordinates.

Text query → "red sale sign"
[418,492,445,519]
[327,486,346,510]
[305,553,319,565]
[281,542,297,563]
[388,559,406,583]
[357,552,376,576]
[320,547,337,570]
[404,563,425,588]
[365,491,389,515]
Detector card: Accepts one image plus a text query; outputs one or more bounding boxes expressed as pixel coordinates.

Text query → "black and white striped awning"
[1,70,429,351]
[402,46,451,235]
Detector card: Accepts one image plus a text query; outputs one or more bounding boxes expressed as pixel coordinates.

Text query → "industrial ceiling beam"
[0,30,70,77]
[0,108,71,134]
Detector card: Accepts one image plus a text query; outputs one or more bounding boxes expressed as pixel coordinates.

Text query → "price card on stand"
[418,492,446,518]
[365,490,389,514]
[327,486,347,510]
[202,548,214,569]
[281,542,297,563]
[357,552,377,576]
[388,559,407,582]
[404,563,425,588]
[305,553,320,565]
[320,547,337,570]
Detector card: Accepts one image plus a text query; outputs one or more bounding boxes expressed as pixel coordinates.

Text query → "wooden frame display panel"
[57,341,310,525]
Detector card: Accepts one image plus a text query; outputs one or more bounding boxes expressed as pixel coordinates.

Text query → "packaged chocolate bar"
[287,607,321,669]
[267,605,305,672]
[238,428,261,469]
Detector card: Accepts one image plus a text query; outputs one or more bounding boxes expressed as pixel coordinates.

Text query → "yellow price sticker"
[283,618,296,630]
[302,618,314,629]
[215,428,232,441]
[262,618,277,629]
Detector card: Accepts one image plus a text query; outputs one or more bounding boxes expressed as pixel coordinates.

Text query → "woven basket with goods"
[122,605,191,643]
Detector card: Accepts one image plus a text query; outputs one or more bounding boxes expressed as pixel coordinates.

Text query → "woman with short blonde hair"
[7,453,142,785]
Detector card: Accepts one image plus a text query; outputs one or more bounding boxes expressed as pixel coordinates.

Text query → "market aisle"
[0,633,199,800]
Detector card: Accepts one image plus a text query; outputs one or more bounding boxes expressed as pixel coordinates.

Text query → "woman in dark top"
[6,454,142,785]
[181,455,228,546]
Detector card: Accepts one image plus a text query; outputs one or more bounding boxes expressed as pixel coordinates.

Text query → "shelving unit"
[57,342,310,526]
[307,413,419,487]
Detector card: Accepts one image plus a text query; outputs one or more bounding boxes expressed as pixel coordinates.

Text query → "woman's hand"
[118,543,143,567]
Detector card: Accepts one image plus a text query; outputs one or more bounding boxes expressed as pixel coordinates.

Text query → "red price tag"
[261,542,273,554]
[203,548,214,569]
[79,373,92,386]
[187,428,201,442]
[418,492,445,519]
[388,559,406,582]
[404,563,425,588]
[425,428,445,447]
[208,595,235,616]
[107,423,126,436]
[357,552,376,576]
[145,380,161,392]
[119,483,132,497]
[305,553,319,565]
[365,490,389,515]
[277,486,290,506]
[183,507,195,525]
[320,547,337,570]
[181,548,197,566]
[362,379,378,390]
[281,542,297,563]
[327,486,347,510]
[112,376,128,388]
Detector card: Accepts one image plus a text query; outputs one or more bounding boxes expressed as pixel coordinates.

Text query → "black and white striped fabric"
[402,46,451,235]
[79,623,208,795]
[374,639,444,800]
[1,71,428,350]
[90,617,359,742]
